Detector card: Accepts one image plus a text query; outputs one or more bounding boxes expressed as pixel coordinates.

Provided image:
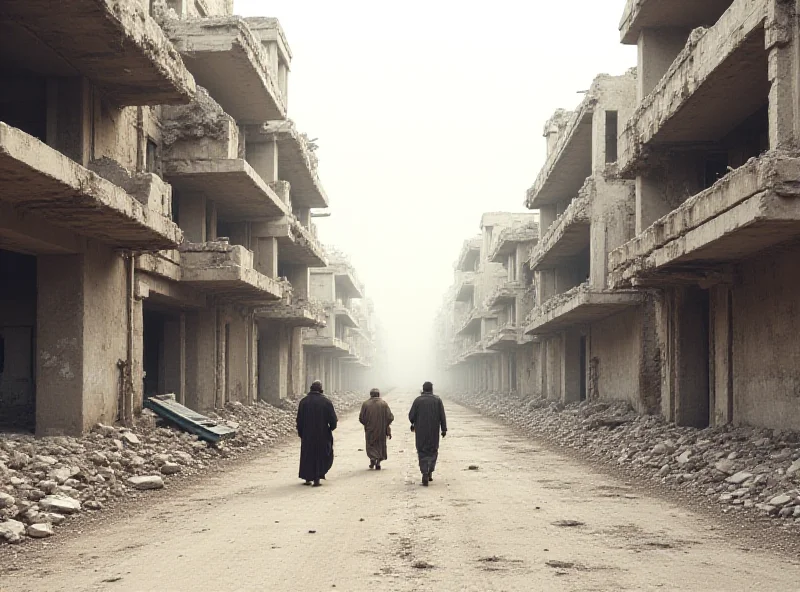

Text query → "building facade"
[438,0,800,433]
[443,213,538,396]
[0,1,373,436]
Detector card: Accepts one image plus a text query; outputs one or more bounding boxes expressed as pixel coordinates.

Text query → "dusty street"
[4,392,800,592]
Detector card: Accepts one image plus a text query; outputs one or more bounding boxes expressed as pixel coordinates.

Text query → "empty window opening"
[0,76,47,142]
[605,111,618,164]
[0,249,37,433]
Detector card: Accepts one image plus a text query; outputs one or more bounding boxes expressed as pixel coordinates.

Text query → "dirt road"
[4,392,800,591]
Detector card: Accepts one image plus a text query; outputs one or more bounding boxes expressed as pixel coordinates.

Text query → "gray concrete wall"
[81,243,128,429]
[732,244,800,429]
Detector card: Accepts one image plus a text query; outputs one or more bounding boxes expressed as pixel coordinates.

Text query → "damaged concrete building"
[303,249,377,395]
[439,0,800,433]
[0,1,373,436]
[443,213,538,396]
[524,71,661,411]
[609,0,800,430]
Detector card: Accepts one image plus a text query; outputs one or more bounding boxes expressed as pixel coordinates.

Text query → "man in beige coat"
[359,388,394,470]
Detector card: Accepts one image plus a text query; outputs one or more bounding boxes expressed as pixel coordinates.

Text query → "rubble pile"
[0,392,361,544]
[454,392,800,526]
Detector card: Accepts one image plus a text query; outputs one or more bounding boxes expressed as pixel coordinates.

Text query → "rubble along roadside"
[0,392,362,545]
[451,392,800,530]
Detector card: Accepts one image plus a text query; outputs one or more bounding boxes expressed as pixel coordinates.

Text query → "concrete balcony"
[524,283,643,335]
[162,89,287,221]
[328,257,364,299]
[455,237,481,272]
[258,215,327,267]
[529,190,591,271]
[163,16,286,123]
[526,98,594,209]
[489,224,539,263]
[303,334,349,354]
[334,303,359,329]
[456,308,483,337]
[620,0,735,44]
[619,0,769,175]
[256,296,326,328]
[484,281,524,309]
[179,241,283,304]
[485,323,520,351]
[0,0,195,106]
[0,123,181,250]
[454,272,477,302]
[609,154,800,288]
[245,121,328,208]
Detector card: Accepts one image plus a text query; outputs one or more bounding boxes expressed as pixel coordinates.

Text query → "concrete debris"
[0,519,25,543]
[454,392,800,526]
[26,523,54,539]
[127,476,165,490]
[0,392,361,543]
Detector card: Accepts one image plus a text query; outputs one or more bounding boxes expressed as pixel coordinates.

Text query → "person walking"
[296,380,338,487]
[409,381,447,486]
[359,388,394,470]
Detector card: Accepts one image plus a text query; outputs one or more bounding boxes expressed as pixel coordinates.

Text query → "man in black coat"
[296,380,338,487]
[409,381,447,486]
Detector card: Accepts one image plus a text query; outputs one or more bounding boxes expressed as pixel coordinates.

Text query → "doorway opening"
[0,249,37,432]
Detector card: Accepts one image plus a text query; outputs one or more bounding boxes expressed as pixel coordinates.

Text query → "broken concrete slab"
[127,476,165,491]
[0,123,183,250]
[524,283,643,335]
[180,242,283,304]
[162,16,286,123]
[0,0,196,105]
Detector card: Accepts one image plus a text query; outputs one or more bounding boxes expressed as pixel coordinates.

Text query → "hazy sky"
[237,0,637,388]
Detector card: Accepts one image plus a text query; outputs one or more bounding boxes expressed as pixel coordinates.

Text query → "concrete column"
[248,138,279,183]
[636,176,672,235]
[179,195,207,243]
[637,28,692,101]
[545,336,563,401]
[767,40,798,150]
[256,237,279,278]
[539,205,558,234]
[36,255,85,436]
[258,322,288,403]
[289,327,304,398]
[561,329,582,404]
[295,207,311,227]
[287,265,310,299]
[186,309,217,411]
[163,315,186,404]
[226,309,250,404]
[206,200,218,241]
[710,285,733,426]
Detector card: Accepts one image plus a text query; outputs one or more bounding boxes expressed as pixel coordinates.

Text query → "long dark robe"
[408,393,447,474]
[296,392,338,481]
[359,397,394,461]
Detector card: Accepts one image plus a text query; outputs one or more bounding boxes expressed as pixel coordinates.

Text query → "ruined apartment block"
[444,213,538,396]
[0,0,361,436]
[522,72,660,410]
[609,0,800,430]
[303,251,376,394]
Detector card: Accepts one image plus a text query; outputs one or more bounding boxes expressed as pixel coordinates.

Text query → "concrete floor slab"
[246,122,329,208]
[525,283,643,335]
[180,243,283,304]
[164,157,287,221]
[530,194,591,271]
[0,123,182,250]
[164,17,286,123]
[0,0,195,105]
